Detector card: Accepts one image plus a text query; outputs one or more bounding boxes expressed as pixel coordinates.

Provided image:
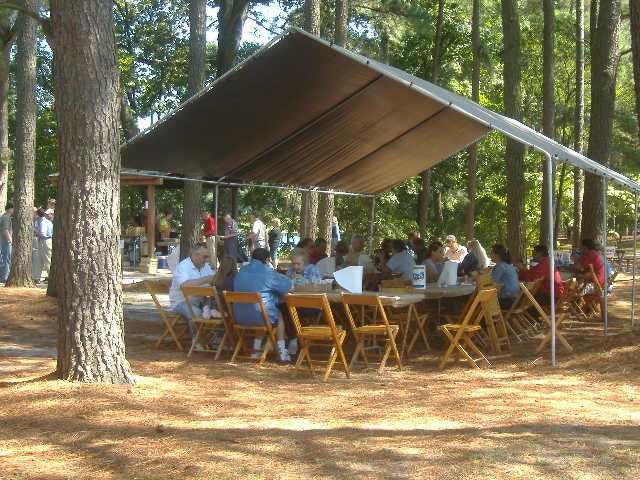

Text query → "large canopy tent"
[121,28,639,365]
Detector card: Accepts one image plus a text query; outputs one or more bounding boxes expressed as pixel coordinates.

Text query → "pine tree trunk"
[417,169,431,234]
[572,0,585,248]
[217,0,249,74]
[0,23,12,211]
[630,0,640,139]
[304,0,320,34]
[465,0,481,241]
[502,0,526,261]
[540,0,555,246]
[317,193,334,254]
[6,0,37,288]
[50,0,133,383]
[180,0,207,260]
[334,0,348,47]
[582,0,621,244]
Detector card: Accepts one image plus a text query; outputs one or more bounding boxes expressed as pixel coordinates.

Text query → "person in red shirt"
[576,238,605,289]
[517,244,564,305]
[201,211,217,268]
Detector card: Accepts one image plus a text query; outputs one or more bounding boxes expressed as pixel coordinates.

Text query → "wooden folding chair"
[181,285,232,358]
[555,278,586,322]
[502,278,543,342]
[518,283,574,354]
[146,280,188,350]
[341,293,403,374]
[378,286,431,357]
[438,288,494,370]
[285,294,350,381]
[223,291,278,363]
[582,264,604,318]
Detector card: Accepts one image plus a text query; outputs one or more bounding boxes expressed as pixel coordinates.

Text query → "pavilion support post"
[146,184,156,257]
[632,192,638,327]
[602,178,608,337]
[543,152,557,366]
[369,196,376,254]
[214,184,219,265]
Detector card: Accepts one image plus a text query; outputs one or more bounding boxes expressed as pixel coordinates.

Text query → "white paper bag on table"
[334,266,363,293]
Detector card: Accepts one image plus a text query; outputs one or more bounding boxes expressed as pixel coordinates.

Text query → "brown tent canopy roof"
[121,28,640,194]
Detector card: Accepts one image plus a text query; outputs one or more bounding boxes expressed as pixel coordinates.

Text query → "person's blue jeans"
[172,300,202,341]
[270,246,279,263]
[0,240,11,282]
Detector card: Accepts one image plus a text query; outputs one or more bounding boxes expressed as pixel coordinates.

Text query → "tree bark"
[572,0,585,248]
[582,0,621,244]
[217,0,249,75]
[465,0,481,241]
[417,169,431,235]
[180,0,207,261]
[50,0,133,383]
[317,193,334,253]
[630,0,640,139]
[501,0,526,261]
[0,10,14,212]
[304,0,320,35]
[334,0,348,47]
[540,0,555,246]
[6,0,37,288]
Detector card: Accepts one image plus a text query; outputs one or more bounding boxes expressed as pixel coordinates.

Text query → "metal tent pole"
[369,196,376,254]
[602,178,608,337]
[633,192,638,327]
[544,152,557,366]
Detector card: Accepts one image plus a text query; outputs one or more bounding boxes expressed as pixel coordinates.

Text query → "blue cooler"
[157,256,169,269]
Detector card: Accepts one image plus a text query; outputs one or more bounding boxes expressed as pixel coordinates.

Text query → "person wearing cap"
[35,208,54,282]
[443,234,468,263]
[516,244,564,305]
[0,203,14,282]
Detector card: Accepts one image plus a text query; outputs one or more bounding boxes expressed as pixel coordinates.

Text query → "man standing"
[218,214,243,261]
[443,234,468,263]
[169,244,216,349]
[36,208,54,282]
[0,203,13,283]
[233,248,292,362]
[201,210,217,269]
[246,212,266,252]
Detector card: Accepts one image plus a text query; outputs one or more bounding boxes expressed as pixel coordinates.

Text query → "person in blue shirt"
[490,244,520,308]
[233,248,293,361]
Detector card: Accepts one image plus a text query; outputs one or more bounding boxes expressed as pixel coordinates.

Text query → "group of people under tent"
[0,199,55,284]
[166,207,615,362]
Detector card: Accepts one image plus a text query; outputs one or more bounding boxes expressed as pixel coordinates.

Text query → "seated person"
[443,234,468,263]
[317,240,349,276]
[343,234,378,273]
[490,244,520,308]
[572,238,605,295]
[233,248,293,362]
[310,237,329,265]
[422,242,445,283]
[286,248,322,285]
[210,255,238,314]
[516,244,564,305]
[169,244,216,347]
[458,239,490,276]
[380,239,415,281]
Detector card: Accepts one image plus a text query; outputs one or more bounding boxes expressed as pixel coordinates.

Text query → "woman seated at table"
[515,244,564,306]
[286,248,322,285]
[210,256,237,314]
[490,244,520,308]
[458,239,490,276]
[421,242,445,283]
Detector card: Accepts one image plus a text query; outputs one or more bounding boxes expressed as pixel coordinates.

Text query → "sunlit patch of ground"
[0,277,638,479]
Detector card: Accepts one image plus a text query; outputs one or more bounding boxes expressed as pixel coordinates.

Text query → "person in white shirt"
[246,212,266,252]
[344,234,378,273]
[35,209,54,282]
[169,244,215,345]
[381,239,416,281]
[443,234,468,263]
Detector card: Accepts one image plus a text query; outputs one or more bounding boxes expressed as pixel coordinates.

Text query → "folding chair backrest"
[223,290,275,335]
[145,280,171,315]
[286,293,339,338]
[460,288,496,328]
[380,278,410,289]
[380,286,414,293]
[341,293,393,333]
[181,285,216,319]
[519,282,547,319]
[475,273,495,289]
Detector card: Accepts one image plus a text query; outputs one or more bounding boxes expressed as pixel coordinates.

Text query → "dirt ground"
[1,275,639,479]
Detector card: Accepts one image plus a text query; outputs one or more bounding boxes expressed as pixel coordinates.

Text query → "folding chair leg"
[462,336,491,367]
[336,339,350,378]
[378,341,393,374]
[231,333,244,362]
[324,347,339,382]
